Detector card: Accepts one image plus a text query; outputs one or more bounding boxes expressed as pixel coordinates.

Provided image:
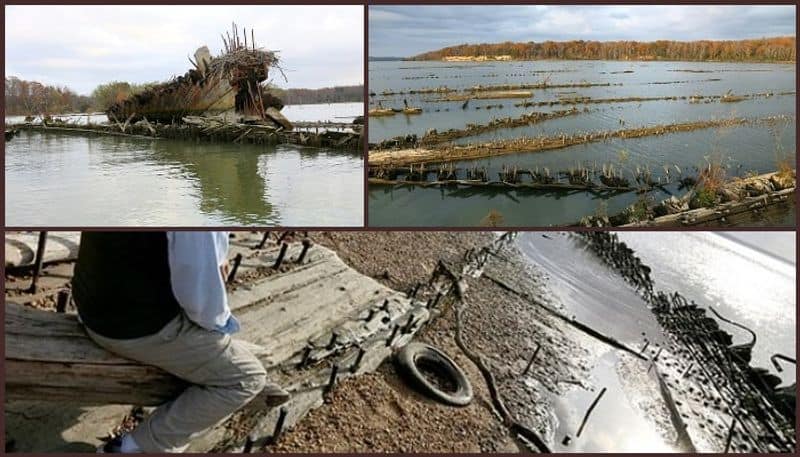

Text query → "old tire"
[395,342,473,407]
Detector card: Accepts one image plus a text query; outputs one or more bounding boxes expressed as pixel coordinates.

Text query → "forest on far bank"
[410,36,796,62]
[4,77,363,116]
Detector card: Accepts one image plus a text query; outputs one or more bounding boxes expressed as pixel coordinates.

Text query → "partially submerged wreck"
[10,25,362,150]
[107,24,291,130]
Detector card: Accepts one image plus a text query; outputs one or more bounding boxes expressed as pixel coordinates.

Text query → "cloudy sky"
[370,5,796,57]
[6,5,363,94]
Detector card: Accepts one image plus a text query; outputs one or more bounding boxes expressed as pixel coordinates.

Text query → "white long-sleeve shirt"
[166,231,238,333]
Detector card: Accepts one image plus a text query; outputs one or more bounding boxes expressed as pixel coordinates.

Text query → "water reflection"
[6,131,363,226]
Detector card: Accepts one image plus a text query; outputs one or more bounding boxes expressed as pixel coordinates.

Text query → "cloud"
[369,5,796,57]
[5,5,363,94]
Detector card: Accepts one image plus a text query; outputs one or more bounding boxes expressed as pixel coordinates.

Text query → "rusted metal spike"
[56,289,70,313]
[522,343,541,376]
[273,243,288,269]
[242,435,254,453]
[227,253,243,283]
[267,407,288,445]
[351,347,366,373]
[28,231,48,293]
[325,364,339,394]
[256,232,270,249]
[431,291,443,308]
[298,346,312,368]
[297,239,312,263]
[326,332,338,350]
[386,324,399,347]
[402,314,417,334]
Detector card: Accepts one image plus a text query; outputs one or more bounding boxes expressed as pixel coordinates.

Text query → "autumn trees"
[410,37,796,63]
[5,77,91,116]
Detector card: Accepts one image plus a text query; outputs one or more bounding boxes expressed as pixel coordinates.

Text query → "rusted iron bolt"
[386,324,400,347]
[351,347,366,373]
[296,239,312,263]
[227,253,243,284]
[273,243,288,269]
[56,289,70,313]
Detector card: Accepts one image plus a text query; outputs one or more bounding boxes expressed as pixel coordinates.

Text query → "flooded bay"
[368,60,796,227]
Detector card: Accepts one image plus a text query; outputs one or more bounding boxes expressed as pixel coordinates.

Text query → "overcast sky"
[5,5,363,95]
[370,5,796,57]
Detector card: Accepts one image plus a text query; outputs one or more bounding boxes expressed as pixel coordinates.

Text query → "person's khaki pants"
[85,313,267,452]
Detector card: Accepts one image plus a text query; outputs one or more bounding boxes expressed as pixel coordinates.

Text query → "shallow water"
[368,60,796,227]
[519,231,796,385]
[6,131,363,226]
[516,231,796,451]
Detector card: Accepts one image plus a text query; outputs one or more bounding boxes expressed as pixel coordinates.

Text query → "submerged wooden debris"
[612,171,796,227]
[11,117,362,150]
[513,91,794,108]
[369,115,794,167]
[576,232,795,452]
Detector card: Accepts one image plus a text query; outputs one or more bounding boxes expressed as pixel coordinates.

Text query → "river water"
[5,103,364,227]
[516,231,795,452]
[368,60,796,227]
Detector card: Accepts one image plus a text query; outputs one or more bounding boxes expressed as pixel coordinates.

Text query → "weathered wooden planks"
[5,242,415,407]
[5,232,81,268]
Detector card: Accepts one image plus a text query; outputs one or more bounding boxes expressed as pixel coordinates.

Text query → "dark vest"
[72,232,181,339]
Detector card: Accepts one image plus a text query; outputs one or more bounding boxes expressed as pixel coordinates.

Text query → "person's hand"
[220,260,230,282]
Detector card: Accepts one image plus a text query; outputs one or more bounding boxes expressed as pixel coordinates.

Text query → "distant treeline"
[5,77,158,116]
[269,85,363,105]
[5,76,363,116]
[410,36,796,63]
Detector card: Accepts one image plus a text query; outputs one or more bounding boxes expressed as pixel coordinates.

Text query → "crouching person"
[71,231,289,453]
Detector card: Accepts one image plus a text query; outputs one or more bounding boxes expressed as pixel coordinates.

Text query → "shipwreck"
[107,24,292,130]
